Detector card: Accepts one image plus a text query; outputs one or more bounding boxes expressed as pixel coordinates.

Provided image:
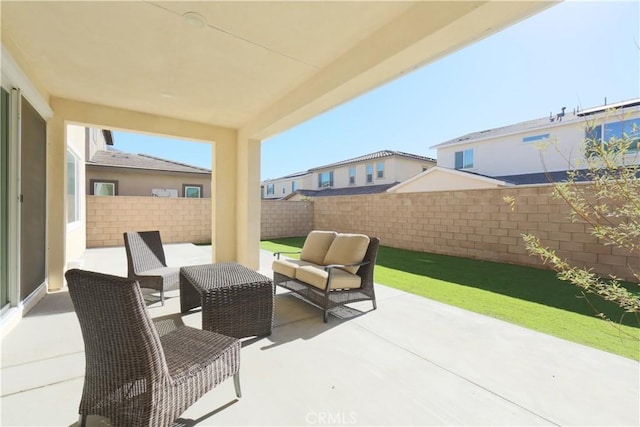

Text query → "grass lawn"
[261,237,640,360]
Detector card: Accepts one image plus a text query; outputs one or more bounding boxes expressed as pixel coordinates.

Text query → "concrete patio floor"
[1,243,638,426]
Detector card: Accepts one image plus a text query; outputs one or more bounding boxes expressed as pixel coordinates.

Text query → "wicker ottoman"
[180,262,274,338]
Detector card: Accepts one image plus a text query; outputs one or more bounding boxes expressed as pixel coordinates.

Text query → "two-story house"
[86,129,211,198]
[262,150,436,200]
[389,98,640,193]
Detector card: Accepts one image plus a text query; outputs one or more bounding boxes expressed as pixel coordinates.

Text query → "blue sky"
[112,1,639,181]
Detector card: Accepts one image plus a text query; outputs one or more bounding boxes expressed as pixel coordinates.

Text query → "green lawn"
[261,237,640,360]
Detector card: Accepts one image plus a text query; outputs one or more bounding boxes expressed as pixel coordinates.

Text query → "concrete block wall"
[310,185,637,283]
[86,196,211,247]
[261,200,314,239]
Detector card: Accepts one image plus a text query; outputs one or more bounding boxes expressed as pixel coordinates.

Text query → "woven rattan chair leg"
[233,372,242,398]
[79,415,87,427]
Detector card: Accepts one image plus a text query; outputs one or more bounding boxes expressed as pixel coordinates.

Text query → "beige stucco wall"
[86,166,212,198]
[65,124,87,266]
[86,196,211,247]
[86,127,106,160]
[261,200,313,239]
[390,168,504,193]
[45,97,257,290]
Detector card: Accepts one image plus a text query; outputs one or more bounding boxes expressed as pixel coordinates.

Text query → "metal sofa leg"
[234,372,242,398]
[372,299,377,310]
[160,289,165,306]
[323,309,329,323]
[79,415,87,427]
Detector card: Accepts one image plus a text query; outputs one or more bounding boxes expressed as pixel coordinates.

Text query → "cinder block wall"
[86,196,211,247]
[310,185,637,283]
[261,200,314,239]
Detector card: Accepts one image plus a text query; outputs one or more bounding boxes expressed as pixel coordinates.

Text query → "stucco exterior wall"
[262,155,435,198]
[437,110,640,177]
[391,168,504,193]
[65,124,87,266]
[86,166,212,198]
[86,196,211,247]
[261,200,313,239]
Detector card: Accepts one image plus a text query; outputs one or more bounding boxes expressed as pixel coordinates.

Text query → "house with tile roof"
[262,150,436,199]
[86,132,211,198]
[389,98,640,193]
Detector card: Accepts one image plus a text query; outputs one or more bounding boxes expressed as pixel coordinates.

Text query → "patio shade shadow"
[256,293,369,350]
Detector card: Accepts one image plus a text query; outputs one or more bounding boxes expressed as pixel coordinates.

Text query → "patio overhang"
[0,1,557,292]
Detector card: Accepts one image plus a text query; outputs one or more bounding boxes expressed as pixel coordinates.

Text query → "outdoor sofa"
[272,230,379,322]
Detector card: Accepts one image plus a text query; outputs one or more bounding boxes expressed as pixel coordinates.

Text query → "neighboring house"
[86,130,211,198]
[262,150,436,199]
[389,98,640,193]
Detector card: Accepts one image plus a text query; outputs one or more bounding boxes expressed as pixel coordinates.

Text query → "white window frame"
[349,167,356,185]
[183,185,202,198]
[455,149,474,170]
[66,147,81,226]
[366,164,373,183]
[94,182,115,196]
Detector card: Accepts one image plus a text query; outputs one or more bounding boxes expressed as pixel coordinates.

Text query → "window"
[523,133,550,143]
[266,184,274,195]
[366,164,373,183]
[318,171,333,188]
[183,184,202,198]
[66,148,80,224]
[349,167,356,185]
[376,162,385,179]
[90,179,118,196]
[292,181,298,192]
[586,118,640,155]
[282,186,286,194]
[454,149,474,169]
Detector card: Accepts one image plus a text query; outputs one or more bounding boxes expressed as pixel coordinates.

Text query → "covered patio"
[2,243,638,426]
[1,1,555,299]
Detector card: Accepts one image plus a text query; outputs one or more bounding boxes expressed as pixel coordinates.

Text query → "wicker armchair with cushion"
[65,269,241,427]
[123,230,179,305]
[273,230,379,322]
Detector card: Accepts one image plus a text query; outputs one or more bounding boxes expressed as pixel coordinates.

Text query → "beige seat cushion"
[272,258,315,278]
[300,231,338,265]
[296,266,362,290]
[322,234,370,274]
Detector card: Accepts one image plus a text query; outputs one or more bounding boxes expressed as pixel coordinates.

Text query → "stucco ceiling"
[1,1,555,139]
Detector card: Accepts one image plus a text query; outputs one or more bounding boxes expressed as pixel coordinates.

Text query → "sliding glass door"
[1,88,9,309]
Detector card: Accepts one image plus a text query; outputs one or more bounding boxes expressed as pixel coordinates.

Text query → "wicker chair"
[65,269,241,427]
[123,230,179,305]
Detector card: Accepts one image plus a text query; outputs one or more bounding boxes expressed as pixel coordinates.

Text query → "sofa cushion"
[322,234,370,274]
[300,230,338,265]
[272,258,315,278]
[296,266,362,290]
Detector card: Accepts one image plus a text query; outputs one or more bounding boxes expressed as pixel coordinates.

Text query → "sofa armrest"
[323,260,370,271]
[273,251,302,260]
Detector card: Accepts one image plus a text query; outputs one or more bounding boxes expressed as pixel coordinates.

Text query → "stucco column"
[211,135,237,263]
[236,133,261,270]
[46,113,65,290]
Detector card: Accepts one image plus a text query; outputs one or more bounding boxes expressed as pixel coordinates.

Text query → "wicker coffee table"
[180,262,274,338]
